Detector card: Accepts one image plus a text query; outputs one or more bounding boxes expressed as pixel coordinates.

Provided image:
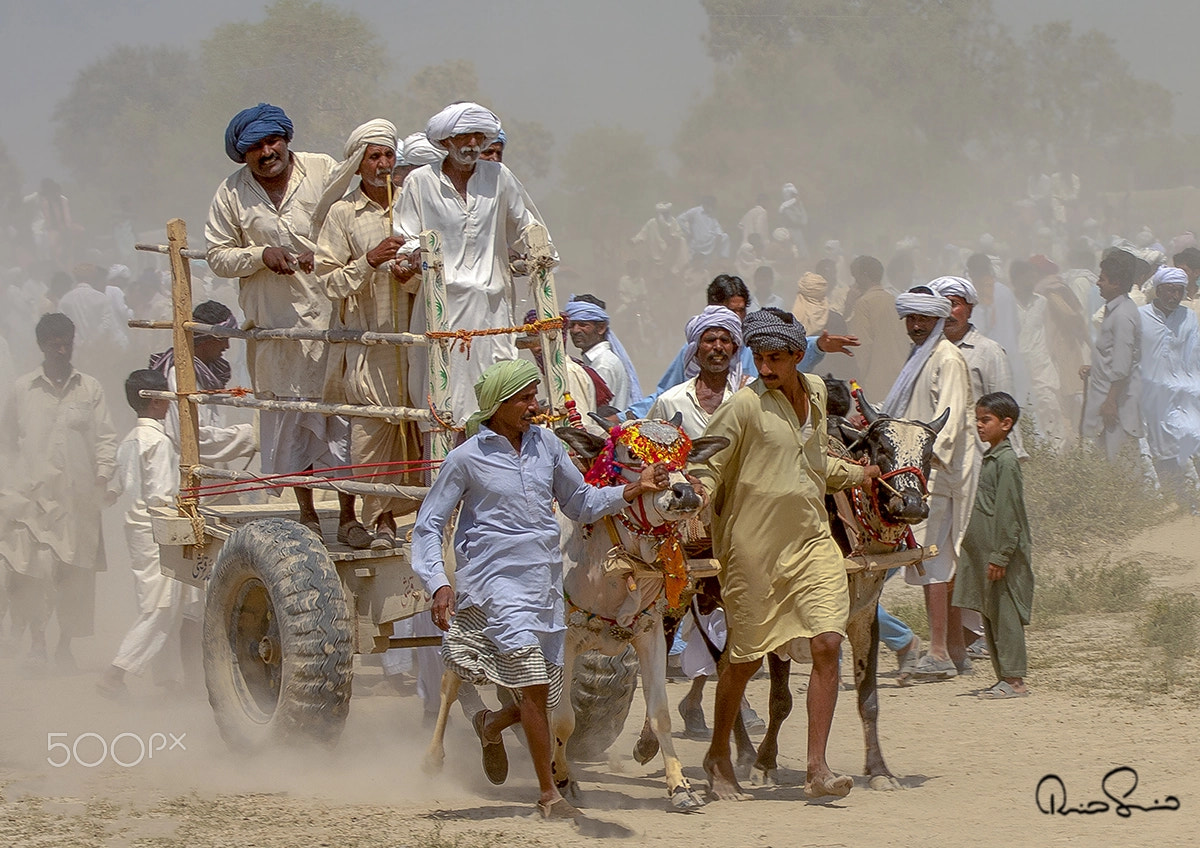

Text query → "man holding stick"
[314,119,417,548]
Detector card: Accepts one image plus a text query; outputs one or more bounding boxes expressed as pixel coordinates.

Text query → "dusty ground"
[1,515,1197,847]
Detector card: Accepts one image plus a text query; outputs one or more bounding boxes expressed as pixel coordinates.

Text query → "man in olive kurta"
[952,393,1033,698]
[691,307,878,801]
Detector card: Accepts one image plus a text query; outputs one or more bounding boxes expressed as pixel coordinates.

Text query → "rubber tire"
[203,518,354,750]
[566,646,639,762]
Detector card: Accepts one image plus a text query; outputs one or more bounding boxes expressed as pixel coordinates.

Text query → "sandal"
[538,796,581,820]
[911,654,957,681]
[472,709,508,785]
[896,635,922,687]
[978,681,1029,700]
[337,521,374,550]
[370,525,397,550]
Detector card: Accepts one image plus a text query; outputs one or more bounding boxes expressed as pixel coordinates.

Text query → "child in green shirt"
[952,392,1033,699]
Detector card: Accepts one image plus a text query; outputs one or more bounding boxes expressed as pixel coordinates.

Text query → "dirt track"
[1,517,1196,848]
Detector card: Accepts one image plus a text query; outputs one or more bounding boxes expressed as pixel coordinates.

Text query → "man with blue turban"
[395,102,555,429]
[412,359,669,818]
[206,104,358,539]
[563,297,642,411]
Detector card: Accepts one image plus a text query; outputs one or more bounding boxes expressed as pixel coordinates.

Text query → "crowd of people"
[0,94,1194,818]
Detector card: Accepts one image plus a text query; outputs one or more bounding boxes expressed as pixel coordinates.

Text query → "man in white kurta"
[1138,266,1200,510]
[1082,249,1144,462]
[883,284,979,680]
[394,102,553,428]
[205,103,353,532]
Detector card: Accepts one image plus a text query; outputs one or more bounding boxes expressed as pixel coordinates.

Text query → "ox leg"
[635,611,682,764]
[633,624,705,811]
[422,669,461,774]
[550,635,580,797]
[750,653,792,786]
[849,601,901,790]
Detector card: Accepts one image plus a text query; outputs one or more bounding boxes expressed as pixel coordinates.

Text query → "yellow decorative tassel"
[659,535,688,608]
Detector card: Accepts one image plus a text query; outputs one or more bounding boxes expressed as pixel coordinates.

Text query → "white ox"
[553,416,727,811]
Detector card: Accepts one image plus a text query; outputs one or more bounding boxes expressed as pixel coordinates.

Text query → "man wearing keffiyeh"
[689,306,879,802]
[885,285,979,683]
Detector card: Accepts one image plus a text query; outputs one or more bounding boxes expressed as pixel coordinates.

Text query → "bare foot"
[805,769,853,799]
[704,753,752,801]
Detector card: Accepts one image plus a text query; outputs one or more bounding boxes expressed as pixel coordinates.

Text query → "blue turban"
[494,128,507,146]
[225,103,294,163]
[563,299,643,405]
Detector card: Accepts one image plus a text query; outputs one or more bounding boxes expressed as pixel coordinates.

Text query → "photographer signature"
[1036,767,1180,817]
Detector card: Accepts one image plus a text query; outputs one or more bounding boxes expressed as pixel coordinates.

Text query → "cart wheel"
[203,518,353,749]
[566,646,639,761]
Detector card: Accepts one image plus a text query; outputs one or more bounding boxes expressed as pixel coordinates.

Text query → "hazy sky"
[2,0,1196,187]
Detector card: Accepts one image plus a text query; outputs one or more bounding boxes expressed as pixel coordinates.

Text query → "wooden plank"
[139,390,433,424]
[166,218,201,503]
[420,229,454,478]
[525,223,567,417]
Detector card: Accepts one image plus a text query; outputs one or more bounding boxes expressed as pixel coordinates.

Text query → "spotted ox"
[748,384,947,791]
[553,414,727,811]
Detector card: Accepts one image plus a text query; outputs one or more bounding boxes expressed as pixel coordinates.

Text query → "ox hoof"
[555,777,580,799]
[669,784,706,812]
[632,735,660,766]
[869,774,903,791]
[749,766,778,787]
[422,753,444,776]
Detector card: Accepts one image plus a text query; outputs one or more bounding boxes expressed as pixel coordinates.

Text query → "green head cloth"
[464,359,542,437]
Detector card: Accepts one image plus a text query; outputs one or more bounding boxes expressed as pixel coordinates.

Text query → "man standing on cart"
[205,103,369,547]
[393,102,554,429]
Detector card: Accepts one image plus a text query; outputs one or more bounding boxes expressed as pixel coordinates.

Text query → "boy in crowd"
[952,392,1033,699]
[97,370,201,698]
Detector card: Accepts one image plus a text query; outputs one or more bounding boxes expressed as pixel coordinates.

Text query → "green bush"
[1034,558,1151,622]
[1022,437,1168,553]
[1140,592,1200,659]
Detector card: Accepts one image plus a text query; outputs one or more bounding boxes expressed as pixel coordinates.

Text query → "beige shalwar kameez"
[316,186,421,524]
[0,368,117,639]
[690,375,865,663]
[205,151,348,476]
[898,339,980,586]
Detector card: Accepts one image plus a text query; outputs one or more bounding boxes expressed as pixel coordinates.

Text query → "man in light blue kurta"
[1139,266,1200,510]
[411,359,667,817]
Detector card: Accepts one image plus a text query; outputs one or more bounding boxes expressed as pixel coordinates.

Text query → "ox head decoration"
[837,384,948,527]
[557,413,728,606]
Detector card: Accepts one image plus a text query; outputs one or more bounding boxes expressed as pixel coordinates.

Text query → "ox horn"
[856,386,882,424]
[588,411,616,433]
[669,411,683,428]
[928,407,951,434]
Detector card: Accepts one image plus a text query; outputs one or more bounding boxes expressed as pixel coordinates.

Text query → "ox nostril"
[672,483,688,498]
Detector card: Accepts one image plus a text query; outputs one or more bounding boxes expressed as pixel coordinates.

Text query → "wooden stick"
[193,466,430,501]
[138,390,433,424]
[141,321,429,346]
[166,219,202,509]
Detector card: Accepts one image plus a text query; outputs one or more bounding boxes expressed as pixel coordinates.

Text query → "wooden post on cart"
[525,223,567,416]
[166,218,203,510]
[419,229,453,480]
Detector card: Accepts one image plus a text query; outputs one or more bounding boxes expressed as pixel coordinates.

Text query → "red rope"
[181,458,442,497]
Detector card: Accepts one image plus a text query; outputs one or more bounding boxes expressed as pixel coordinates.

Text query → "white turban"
[884,286,951,416]
[929,275,978,305]
[655,201,673,213]
[311,118,397,236]
[401,132,446,168]
[1153,265,1188,288]
[895,290,953,318]
[682,305,743,383]
[425,102,501,144]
